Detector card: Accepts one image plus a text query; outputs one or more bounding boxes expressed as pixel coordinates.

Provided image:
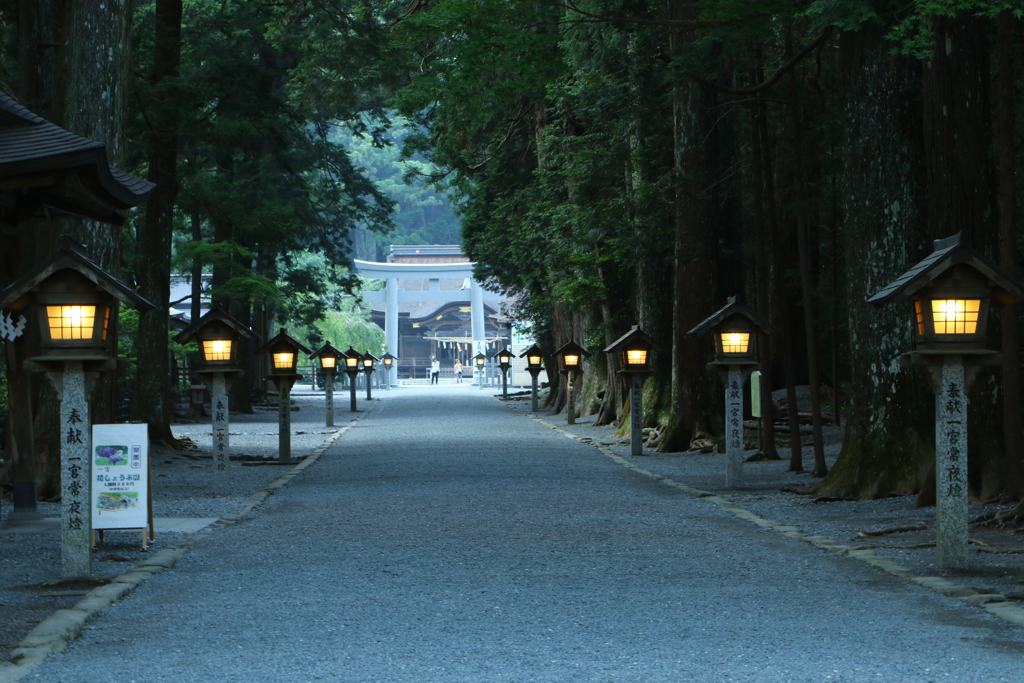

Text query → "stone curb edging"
[525,410,1024,630]
[0,418,359,683]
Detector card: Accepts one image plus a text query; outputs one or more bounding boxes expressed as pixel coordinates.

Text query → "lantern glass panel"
[625,348,647,366]
[273,352,294,369]
[345,356,359,368]
[321,356,336,370]
[528,354,542,367]
[383,357,393,367]
[931,299,981,334]
[363,358,373,368]
[720,332,750,354]
[564,354,580,367]
[914,301,925,335]
[46,305,97,340]
[202,339,233,362]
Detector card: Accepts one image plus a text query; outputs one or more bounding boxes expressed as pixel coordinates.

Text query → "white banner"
[91,423,149,530]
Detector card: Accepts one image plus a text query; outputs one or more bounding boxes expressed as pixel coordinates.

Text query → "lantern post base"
[528,370,542,412]
[617,371,652,456]
[271,374,301,462]
[345,371,360,411]
[709,362,758,488]
[31,358,115,578]
[901,351,997,569]
[324,371,336,427]
[196,368,241,486]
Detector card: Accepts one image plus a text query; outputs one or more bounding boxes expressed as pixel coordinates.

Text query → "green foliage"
[886,0,1021,57]
[131,0,398,321]
[334,117,462,249]
[293,302,385,356]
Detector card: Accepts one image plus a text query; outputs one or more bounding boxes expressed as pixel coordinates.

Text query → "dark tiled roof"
[868,232,1024,305]
[0,90,154,225]
[688,296,781,337]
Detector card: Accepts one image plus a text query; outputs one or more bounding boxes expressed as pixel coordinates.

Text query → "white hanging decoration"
[0,311,28,341]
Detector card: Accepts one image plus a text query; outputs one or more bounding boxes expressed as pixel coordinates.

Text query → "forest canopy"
[1,0,1023,512]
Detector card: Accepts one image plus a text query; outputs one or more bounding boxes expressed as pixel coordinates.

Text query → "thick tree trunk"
[752,70,802,472]
[922,14,1001,499]
[995,10,1022,499]
[10,0,135,498]
[816,18,933,499]
[133,0,183,445]
[786,26,827,477]
[662,75,718,450]
[749,80,779,460]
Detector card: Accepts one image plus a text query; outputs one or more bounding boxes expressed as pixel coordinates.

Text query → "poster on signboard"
[91,423,149,530]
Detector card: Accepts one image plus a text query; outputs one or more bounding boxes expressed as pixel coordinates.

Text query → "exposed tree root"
[856,521,927,538]
[972,503,1024,531]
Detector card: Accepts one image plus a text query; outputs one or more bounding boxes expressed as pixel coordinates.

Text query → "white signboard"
[91,423,149,530]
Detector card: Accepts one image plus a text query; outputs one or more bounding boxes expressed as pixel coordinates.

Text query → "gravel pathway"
[10,385,1024,682]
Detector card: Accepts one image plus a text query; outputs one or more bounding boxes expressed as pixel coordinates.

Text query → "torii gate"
[353,259,489,386]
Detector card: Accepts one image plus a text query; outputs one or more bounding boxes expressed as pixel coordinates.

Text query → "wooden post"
[325,370,335,427]
[935,355,968,568]
[211,373,229,484]
[725,366,744,487]
[279,381,292,462]
[57,361,92,578]
[566,373,576,425]
[630,373,643,456]
[531,372,539,412]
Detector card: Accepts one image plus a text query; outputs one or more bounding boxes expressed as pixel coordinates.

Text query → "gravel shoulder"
[0,390,346,665]
[507,391,1024,608]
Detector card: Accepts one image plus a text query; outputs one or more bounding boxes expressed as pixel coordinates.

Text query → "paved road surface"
[28,386,1024,681]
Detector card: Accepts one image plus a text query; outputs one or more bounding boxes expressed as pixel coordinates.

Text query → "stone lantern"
[556,341,591,425]
[309,341,345,426]
[0,238,153,577]
[519,344,547,412]
[604,326,664,456]
[361,352,379,400]
[342,346,363,412]
[492,347,514,398]
[689,297,779,487]
[473,352,488,390]
[869,232,1024,568]
[259,329,312,463]
[174,306,257,481]
[380,352,397,389]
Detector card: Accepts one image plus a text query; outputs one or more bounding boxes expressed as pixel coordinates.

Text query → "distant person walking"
[431,358,440,385]
[454,360,463,383]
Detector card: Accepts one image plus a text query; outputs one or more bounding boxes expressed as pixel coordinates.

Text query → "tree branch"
[689,27,834,95]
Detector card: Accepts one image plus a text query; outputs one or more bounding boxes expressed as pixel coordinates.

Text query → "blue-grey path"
[26,386,1024,682]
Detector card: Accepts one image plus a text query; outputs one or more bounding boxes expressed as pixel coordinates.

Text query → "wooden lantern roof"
[868,232,1024,306]
[0,90,154,228]
[518,344,547,360]
[308,341,345,361]
[172,305,258,346]
[555,340,592,359]
[258,328,312,357]
[603,325,665,356]
[0,236,153,312]
[687,297,781,337]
